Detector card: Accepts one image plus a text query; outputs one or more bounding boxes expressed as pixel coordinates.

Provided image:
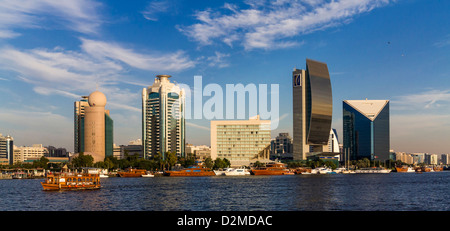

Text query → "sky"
[0,0,449,154]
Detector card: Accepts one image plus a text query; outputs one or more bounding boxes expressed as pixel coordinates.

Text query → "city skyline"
[0,1,449,154]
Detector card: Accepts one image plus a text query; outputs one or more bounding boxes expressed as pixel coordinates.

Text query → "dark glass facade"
[105,113,114,158]
[343,101,390,161]
[292,59,333,160]
[305,59,333,145]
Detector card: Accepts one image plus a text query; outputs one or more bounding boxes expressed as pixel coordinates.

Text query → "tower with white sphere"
[74,90,113,163]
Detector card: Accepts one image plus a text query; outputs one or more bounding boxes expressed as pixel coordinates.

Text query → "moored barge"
[164,166,216,177]
[251,163,291,175]
[117,168,147,177]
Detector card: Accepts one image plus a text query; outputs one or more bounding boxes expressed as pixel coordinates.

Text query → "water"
[1,172,449,211]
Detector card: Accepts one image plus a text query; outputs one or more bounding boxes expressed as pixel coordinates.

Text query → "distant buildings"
[292,59,333,160]
[270,133,293,160]
[0,134,14,165]
[441,154,450,165]
[13,144,47,163]
[142,75,185,160]
[74,90,113,163]
[328,129,340,153]
[211,115,271,167]
[185,144,211,160]
[343,99,390,161]
[46,146,68,157]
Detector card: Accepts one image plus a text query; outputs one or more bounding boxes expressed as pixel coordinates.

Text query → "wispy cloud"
[434,34,450,48]
[0,0,103,38]
[207,52,230,68]
[178,0,391,50]
[392,89,450,111]
[141,0,172,21]
[0,38,196,111]
[80,38,196,72]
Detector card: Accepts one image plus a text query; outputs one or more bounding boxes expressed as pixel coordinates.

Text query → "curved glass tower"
[293,59,333,160]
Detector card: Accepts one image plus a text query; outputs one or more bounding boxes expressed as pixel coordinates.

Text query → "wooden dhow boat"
[41,173,101,191]
[117,168,147,177]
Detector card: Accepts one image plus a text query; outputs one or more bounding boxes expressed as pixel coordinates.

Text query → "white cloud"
[179,0,391,50]
[0,38,196,113]
[80,38,196,72]
[0,0,103,38]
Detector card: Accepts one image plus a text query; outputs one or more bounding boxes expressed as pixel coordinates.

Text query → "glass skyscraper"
[0,133,13,165]
[343,99,390,161]
[142,75,185,160]
[292,59,333,160]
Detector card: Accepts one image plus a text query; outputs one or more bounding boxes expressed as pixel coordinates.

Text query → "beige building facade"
[211,115,271,167]
[13,144,48,163]
[83,91,107,163]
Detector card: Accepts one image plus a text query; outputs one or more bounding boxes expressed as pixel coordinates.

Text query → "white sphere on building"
[88,91,107,107]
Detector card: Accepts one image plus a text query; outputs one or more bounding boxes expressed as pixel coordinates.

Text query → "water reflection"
[0,172,449,211]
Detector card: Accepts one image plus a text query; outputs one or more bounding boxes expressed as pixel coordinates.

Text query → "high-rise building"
[292,59,333,160]
[343,99,390,161]
[74,96,89,153]
[211,115,271,167]
[0,134,14,165]
[74,91,113,162]
[142,75,185,159]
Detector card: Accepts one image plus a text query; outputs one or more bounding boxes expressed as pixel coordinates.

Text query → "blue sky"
[0,0,449,154]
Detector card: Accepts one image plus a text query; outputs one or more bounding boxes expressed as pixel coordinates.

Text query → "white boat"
[333,167,346,173]
[142,173,154,177]
[342,170,356,174]
[355,168,391,174]
[224,168,250,176]
[318,167,332,174]
[213,168,230,176]
[99,174,109,178]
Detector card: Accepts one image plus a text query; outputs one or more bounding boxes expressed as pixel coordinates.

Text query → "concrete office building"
[13,144,47,163]
[74,91,113,163]
[343,99,390,161]
[0,134,14,165]
[292,59,333,160]
[142,75,185,159]
[211,115,271,167]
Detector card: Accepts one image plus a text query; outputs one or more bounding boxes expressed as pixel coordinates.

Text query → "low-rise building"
[211,115,271,167]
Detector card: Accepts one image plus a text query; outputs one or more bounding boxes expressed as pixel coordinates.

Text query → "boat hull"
[41,173,101,191]
[251,170,290,175]
[164,172,215,177]
[164,166,216,177]
[41,182,101,191]
[117,169,147,177]
[118,173,144,177]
